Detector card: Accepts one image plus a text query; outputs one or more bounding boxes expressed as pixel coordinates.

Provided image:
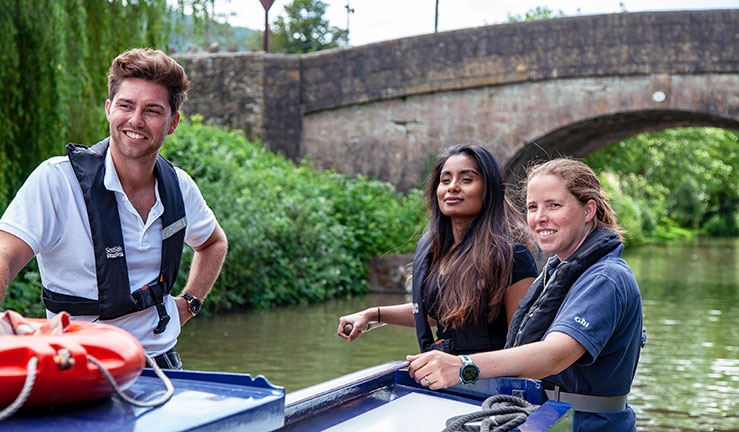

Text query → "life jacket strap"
[43,278,171,333]
[42,287,100,316]
[544,384,628,413]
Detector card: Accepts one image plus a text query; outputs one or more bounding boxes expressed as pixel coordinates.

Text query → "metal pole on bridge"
[345,1,355,45]
[435,0,439,32]
[259,0,275,52]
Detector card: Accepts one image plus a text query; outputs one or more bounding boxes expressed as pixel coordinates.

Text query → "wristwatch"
[180,293,202,316]
[458,355,480,385]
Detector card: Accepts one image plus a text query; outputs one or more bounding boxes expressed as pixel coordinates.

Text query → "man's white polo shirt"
[0,148,216,356]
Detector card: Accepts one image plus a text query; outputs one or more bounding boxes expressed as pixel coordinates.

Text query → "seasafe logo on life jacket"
[105,245,124,259]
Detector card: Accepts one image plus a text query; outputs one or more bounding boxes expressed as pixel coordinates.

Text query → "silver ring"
[424,376,430,386]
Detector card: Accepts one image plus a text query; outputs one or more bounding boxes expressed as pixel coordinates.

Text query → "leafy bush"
[586,127,739,241]
[599,174,646,246]
[2,259,45,317]
[161,118,426,311]
[704,213,739,237]
[3,119,425,316]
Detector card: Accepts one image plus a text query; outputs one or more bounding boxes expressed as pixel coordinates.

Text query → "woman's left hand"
[406,351,463,390]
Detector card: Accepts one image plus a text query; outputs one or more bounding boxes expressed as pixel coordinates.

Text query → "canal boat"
[1,360,572,431]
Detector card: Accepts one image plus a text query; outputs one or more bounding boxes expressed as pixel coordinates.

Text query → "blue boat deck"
[2,369,285,432]
[282,361,573,431]
[1,361,571,431]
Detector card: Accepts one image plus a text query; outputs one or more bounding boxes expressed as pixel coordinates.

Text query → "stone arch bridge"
[177,9,739,192]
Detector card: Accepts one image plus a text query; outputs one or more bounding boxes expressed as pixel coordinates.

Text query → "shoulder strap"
[505,228,621,347]
[412,232,436,352]
[65,139,132,318]
[154,155,186,293]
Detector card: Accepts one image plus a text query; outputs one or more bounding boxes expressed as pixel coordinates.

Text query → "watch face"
[189,297,202,314]
[462,365,479,383]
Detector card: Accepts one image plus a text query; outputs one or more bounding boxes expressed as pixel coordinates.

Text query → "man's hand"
[174,294,194,326]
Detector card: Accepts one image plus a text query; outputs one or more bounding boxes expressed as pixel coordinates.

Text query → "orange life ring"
[0,311,145,408]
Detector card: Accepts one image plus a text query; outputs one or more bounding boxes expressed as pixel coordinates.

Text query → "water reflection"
[178,238,739,431]
[178,293,419,392]
[628,238,739,431]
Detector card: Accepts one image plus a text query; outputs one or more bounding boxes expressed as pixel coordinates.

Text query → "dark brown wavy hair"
[108,48,190,114]
[425,144,533,328]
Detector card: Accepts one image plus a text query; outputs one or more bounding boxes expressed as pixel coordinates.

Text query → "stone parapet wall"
[174,10,739,191]
[299,10,738,113]
[176,51,266,142]
[263,55,302,160]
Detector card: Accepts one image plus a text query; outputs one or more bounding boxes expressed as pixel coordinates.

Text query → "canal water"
[178,238,739,431]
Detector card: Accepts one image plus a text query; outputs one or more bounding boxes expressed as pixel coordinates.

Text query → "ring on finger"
[424,376,431,386]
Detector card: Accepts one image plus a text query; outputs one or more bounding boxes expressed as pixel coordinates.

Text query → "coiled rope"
[442,394,539,432]
[0,352,173,420]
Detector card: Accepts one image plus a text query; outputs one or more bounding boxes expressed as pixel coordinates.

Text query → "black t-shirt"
[423,243,538,353]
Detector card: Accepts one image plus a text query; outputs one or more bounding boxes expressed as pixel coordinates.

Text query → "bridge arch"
[302,72,739,191]
[177,9,739,192]
[507,110,739,177]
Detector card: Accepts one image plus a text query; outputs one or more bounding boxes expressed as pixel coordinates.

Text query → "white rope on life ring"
[0,352,174,420]
[86,353,174,407]
[0,356,39,421]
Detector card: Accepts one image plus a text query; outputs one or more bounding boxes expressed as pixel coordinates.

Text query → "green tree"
[585,128,739,238]
[0,4,22,207]
[0,0,86,206]
[507,6,566,22]
[1,0,176,210]
[169,0,256,52]
[270,0,347,53]
[1,0,185,315]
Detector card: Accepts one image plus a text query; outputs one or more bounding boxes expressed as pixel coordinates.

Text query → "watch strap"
[180,293,201,316]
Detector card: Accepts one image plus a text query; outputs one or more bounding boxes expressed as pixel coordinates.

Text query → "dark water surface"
[178,238,739,431]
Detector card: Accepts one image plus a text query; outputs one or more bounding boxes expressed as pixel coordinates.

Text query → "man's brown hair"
[108,48,190,114]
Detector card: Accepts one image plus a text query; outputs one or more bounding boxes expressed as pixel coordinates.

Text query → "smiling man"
[0,49,227,370]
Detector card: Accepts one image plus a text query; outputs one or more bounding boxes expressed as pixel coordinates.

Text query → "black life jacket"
[505,228,621,348]
[411,233,436,352]
[41,138,187,334]
[411,233,508,355]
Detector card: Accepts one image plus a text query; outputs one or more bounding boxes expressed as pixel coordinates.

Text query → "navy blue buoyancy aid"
[411,233,436,352]
[411,232,508,354]
[41,138,187,334]
[505,228,621,348]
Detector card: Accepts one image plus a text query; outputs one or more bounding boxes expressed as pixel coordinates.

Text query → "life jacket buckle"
[153,302,170,334]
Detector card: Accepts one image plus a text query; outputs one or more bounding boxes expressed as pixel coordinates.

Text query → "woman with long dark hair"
[337,144,538,356]
[407,158,644,431]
